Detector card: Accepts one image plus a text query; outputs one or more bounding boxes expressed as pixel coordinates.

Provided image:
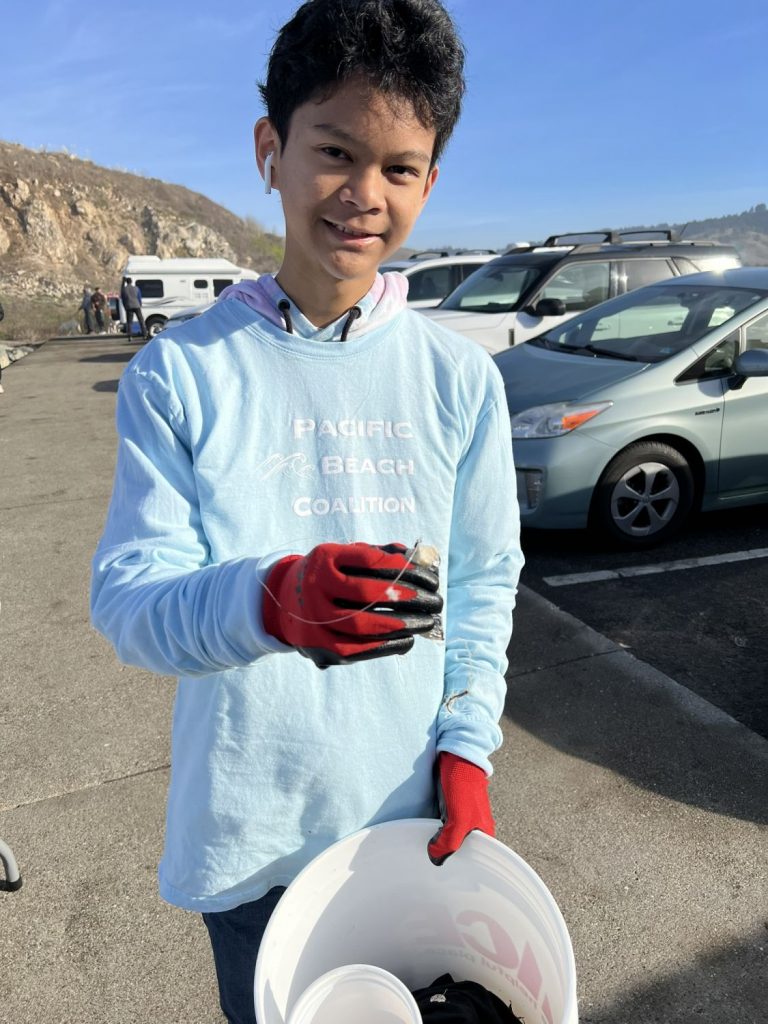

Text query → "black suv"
[420,229,742,354]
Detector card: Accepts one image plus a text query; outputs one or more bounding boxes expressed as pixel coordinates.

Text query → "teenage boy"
[91,2,523,1022]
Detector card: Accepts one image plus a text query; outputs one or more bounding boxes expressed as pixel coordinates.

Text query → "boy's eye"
[321,146,350,160]
[388,165,419,179]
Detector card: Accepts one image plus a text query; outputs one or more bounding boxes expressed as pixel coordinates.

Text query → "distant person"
[79,285,96,334]
[91,287,108,332]
[120,277,148,341]
[105,293,120,334]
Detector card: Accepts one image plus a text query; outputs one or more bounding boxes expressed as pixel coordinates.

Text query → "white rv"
[119,256,260,336]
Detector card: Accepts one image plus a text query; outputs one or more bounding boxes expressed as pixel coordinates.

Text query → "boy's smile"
[255,78,439,327]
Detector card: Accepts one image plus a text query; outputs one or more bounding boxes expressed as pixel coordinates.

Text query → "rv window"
[136,279,164,298]
[194,279,209,289]
[213,279,234,296]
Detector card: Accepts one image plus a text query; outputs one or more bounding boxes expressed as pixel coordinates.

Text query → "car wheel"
[592,442,695,547]
[146,317,166,337]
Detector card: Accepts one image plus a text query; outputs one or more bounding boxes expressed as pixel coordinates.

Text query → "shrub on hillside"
[0,295,80,342]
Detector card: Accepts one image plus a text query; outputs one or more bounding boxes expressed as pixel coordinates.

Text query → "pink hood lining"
[218,273,409,340]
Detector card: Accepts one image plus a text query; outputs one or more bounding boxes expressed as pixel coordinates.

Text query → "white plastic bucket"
[286,964,422,1024]
[255,818,577,1024]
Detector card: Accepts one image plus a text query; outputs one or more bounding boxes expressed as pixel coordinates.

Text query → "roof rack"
[408,250,450,260]
[456,248,498,255]
[542,229,623,246]
[501,229,731,259]
[618,228,681,243]
[540,228,683,247]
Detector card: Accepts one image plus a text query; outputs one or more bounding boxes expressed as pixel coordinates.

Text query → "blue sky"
[2,0,767,250]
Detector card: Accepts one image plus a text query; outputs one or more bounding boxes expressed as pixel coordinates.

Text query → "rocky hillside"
[0,140,283,339]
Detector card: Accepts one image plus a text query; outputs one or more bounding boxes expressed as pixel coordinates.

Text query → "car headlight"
[511,401,613,439]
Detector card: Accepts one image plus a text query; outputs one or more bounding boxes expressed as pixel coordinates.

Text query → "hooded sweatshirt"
[91,273,523,912]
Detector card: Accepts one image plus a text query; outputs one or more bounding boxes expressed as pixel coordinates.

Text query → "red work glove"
[428,752,495,865]
[261,541,442,669]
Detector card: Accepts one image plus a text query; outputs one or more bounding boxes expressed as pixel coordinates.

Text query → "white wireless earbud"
[264,151,274,195]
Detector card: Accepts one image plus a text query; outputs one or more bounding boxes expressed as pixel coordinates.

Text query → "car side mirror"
[728,348,768,391]
[533,297,567,318]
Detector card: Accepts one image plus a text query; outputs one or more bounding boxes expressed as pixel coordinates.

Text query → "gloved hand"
[428,752,494,865]
[261,541,442,669]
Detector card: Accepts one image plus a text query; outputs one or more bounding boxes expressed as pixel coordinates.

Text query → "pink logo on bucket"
[406,903,555,1024]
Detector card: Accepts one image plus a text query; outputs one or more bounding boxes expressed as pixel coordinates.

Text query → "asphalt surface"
[1,336,766,1024]
[520,518,768,739]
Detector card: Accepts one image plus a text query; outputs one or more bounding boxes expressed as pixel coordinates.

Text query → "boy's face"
[255,78,439,294]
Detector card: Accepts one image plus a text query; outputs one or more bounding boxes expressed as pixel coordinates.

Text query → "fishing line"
[256,537,439,628]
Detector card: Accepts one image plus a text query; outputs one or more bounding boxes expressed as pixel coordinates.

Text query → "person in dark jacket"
[91,287,108,332]
[120,277,149,340]
[80,285,96,334]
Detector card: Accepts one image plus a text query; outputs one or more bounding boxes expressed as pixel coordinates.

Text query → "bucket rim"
[255,818,577,1022]
[286,963,422,1024]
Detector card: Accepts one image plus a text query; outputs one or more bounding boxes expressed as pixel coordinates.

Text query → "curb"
[518,582,768,756]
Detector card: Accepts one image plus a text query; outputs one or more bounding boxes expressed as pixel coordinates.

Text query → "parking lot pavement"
[1,337,766,1023]
[520,521,768,739]
[502,587,767,1022]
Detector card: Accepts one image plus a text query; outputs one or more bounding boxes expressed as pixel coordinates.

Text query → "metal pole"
[0,838,22,891]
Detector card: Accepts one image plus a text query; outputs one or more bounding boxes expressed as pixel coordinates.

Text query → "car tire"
[591,442,696,547]
[146,316,166,337]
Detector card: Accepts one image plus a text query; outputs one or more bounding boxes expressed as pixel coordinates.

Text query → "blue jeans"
[202,887,286,1024]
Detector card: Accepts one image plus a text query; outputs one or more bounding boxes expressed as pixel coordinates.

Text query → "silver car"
[379,250,497,308]
[163,301,214,330]
[493,267,768,546]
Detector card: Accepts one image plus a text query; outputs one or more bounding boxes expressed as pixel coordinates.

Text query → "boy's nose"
[339,166,384,212]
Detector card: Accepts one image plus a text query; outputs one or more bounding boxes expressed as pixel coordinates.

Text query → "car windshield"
[529,284,768,362]
[439,262,545,313]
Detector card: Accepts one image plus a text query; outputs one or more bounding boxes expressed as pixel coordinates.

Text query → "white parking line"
[543,547,768,587]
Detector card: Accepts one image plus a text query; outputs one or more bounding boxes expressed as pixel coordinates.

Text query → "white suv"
[379,250,497,308]
[420,230,742,354]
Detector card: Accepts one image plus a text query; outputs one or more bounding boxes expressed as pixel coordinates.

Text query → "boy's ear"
[254,117,280,190]
[421,164,440,207]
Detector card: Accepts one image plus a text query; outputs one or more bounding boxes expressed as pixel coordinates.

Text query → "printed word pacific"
[292,418,414,439]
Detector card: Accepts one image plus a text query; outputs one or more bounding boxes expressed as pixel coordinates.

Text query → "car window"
[704,333,739,373]
[673,257,699,276]
[440,263,543,312]
[457,263,482,283]
[678,331,739,381]
[533,284,768,363]
[621,259,674,292]
[590,298,685,343]
[708,304,736,328]
[213,278,234,297]
[537,261,610,312]
[407,265,454,302]
[690,255,741,272]
[135,278,164,298]
[744,311,768,350]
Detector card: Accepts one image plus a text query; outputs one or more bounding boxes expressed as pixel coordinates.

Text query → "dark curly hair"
[259,0,466,165]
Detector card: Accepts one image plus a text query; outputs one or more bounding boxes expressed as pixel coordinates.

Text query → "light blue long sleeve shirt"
[91,276,523,912]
